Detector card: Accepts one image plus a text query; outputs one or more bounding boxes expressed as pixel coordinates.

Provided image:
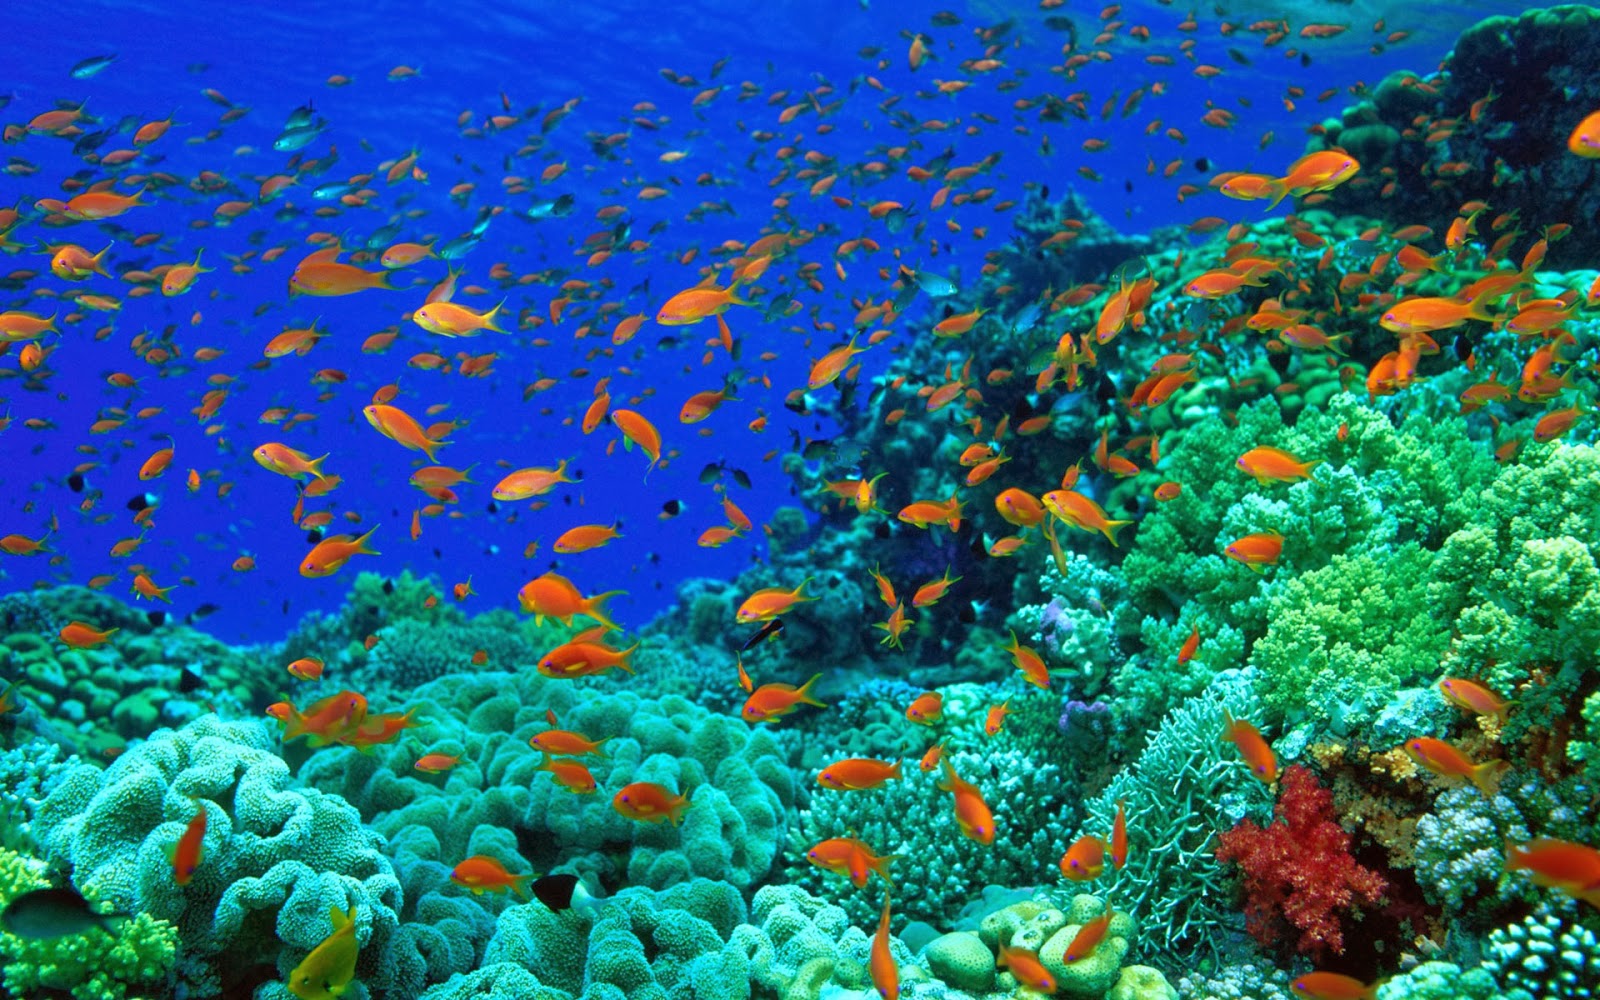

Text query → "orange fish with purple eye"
[1224,531,1283,572]
[450,855,535,897]
[735,578,814,623]
[1403,737,1509,798]
[1567,109,1600,157]
[1060,908,1112,963]
[1289,971,1381,1000]
[414,752,461,773]
[1003,631,1050,689]
[1236,446,1319,483]
[741,673,825,724]
[938,758,995,844]
[612,781,690,825]
[806,836,897,888]
[996,947,1055,994]
[905,691,943,726]
[538,755,598,793]
[817,758,902,791]
[1438,677,1512,723]
[1222,710,1278,783]
[984,701,1011,736]
[1060,834,1106,882]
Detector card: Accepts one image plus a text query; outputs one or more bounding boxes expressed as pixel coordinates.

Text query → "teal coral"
[1484,910,1600,1000]
[1069,670,1275,966]
[31,714,402,997]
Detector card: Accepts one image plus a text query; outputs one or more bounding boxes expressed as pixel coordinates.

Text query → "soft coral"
[1216,764,1388,959]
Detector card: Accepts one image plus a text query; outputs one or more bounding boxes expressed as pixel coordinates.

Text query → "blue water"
[0,0,1521,643]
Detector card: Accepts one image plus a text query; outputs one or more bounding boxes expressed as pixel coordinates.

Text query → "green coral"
[1375,961,1504,1000]
[1069,670,1275,970]
[1251,544,1448,734]
[0,845,178,1000]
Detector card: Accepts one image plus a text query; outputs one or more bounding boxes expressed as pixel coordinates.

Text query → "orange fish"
[1504,838,1600,908]
[538,755,599,793]
[299,527,379,578]
[817,758,903,791]
[984,701,1011,736]
[996,947,1055,994]
[528,729,610,757]
[1438,678,1512,723]
[806,836,898,888]
[1403,737,1509,797]
[870,893,898,1000]
[414,752,461,773]
[736,578,814,623]
[1060,834,1105,881]
[553,523,623,554]
[168,802,207,885]
[1177,625,1201,664]
[1003,631,1050,689]
[1567,109,1600,157]
[517,572,622,630]
[414,300,504,336]
[1290,972,1380,1000]
[1041,490,1132,547]
[1222,710,1278,783]
[611,781,690,824]
[1236,446,1318,483]
[492,460,578,501]
[1110,799,1128,870]
[1224,531,1283,572]
[59,621,119,648]
[364,404,448,461]
[610,409,663,473]
[656,282,748,325]
[253,443,331,481]
[741,673,825,724]
[905,691,943,726]
[938,758,995,844]
[287,656,325,680]
[537,633,638,678]
[450,855,535,897]
[1060,909,1112,963]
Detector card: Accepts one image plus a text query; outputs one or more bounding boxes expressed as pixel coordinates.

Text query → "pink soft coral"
[1215,764,1388,958]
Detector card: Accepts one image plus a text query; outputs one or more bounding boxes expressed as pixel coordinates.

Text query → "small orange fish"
[450,855,534,897]
[59,621,119,648]
[741,673,825,724]
[996,947,1055,994]
[736,578,814,623]
[984,701,1011,736]
[1438,677,1512,722]
[906,691,943,726]
[1403,737,1509,797]
[817,758,903,791]
[414,752,461,773]
[1290,971,1380,1000]
[870,893,898,1000]
[168,802,207,885]
[286,656,325,681]
[1224,531,1283,572]
[1236,446,1318,483]
[938,758,995,844]
[1504,838,1600,909]
[299,527,380,578]
[806,836,897,888]
[1222,710,1278,783]
[1060,834,1106,882]
[611,781,690,824]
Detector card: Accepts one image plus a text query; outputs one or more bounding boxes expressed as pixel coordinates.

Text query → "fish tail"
[354,525,380,555]
[668,792,691,826]
[614,643,639,674]
[484,299,507,333]
[795,672,827,708]
[583,590,626,632]
[1262,178,1290,210]
[1101,518,1133,547]
[511,873,536,900]
[1471,758,1511,798]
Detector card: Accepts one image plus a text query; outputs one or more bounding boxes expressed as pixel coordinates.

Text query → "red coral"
[1215,764,1388,959]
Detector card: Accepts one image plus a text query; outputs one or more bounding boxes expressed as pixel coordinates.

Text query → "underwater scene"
[3,0,1600,997]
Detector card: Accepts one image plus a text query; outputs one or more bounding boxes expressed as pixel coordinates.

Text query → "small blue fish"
[70,55,117,80]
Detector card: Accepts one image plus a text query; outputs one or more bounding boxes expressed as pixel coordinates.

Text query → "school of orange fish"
[4,6,1600,999]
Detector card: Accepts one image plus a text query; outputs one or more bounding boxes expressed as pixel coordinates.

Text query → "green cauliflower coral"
[0,846,177,1000]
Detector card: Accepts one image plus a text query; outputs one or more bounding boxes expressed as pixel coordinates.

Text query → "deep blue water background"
[0,0,1525,643]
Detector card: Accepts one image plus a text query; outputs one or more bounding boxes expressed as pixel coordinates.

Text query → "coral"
[734,883,890,997]
[786,746,1072,927]
[1484,909,1600,1000]
[1215,765,1388,961]
[1251,544,1449,735]
[1035,895,1134,999]
[923,931,993,992]
[1070,670,1275,968]
[1110,966,1179,1000]
[0,845,179,1000]
[1374,961,1503,1000]
[1172,962,1295,1000]
[1412,786,1535,916]
[30,714,403,998]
